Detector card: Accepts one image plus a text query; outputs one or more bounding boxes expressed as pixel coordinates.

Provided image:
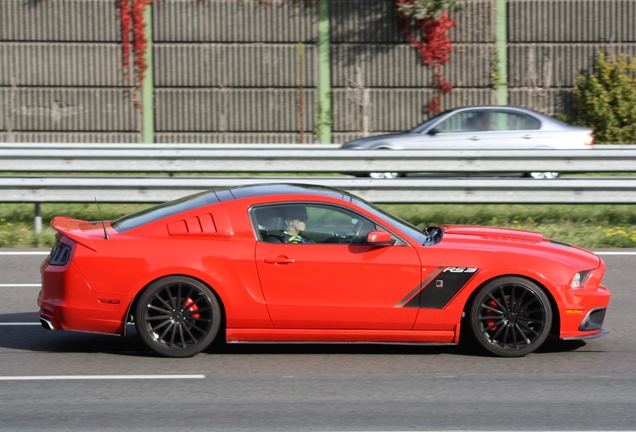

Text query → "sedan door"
[406,109,494,149]
[253,204,422,330]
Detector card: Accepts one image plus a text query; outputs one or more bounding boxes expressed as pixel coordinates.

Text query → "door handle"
[522,134,534,139]
[469,136,481,141]
[263,256,295,264]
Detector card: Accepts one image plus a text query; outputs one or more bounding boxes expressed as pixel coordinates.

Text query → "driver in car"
[282,207,314,244]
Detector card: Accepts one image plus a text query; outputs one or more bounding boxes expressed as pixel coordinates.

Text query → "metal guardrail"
[1,144,636,173]
[3,177,636,204]
[2,143,636,233]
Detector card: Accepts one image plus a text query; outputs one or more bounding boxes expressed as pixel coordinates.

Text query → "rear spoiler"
[51,217,98,252]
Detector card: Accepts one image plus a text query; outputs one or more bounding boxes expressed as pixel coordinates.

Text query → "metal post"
[142,3,155,143]
[34,203,42,234]
[495,0,508,105]
[317,0,332,143]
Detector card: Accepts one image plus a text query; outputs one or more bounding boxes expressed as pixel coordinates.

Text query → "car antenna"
[94,197,110,240]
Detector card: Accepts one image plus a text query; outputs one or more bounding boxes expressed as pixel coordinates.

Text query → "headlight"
[570,270,592,289]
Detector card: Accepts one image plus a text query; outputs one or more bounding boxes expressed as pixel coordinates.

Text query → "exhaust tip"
[40,317,56,331]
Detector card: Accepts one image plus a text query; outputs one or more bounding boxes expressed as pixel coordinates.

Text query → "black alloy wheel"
[135,276,222,358]
[468,276,552,357]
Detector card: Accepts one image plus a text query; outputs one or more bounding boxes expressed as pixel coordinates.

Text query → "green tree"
[573,53,636,144]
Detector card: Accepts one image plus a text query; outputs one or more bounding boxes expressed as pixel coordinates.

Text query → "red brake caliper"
[485,299,498,331]
[184,298,200,319]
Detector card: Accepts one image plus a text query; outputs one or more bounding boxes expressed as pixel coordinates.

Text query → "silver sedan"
[341,106,594,179]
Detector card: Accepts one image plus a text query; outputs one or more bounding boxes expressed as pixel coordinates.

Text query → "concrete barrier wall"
[1,0,634,143]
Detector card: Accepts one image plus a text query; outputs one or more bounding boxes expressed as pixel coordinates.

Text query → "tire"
[468,276,552,357]
[135,276,222,358]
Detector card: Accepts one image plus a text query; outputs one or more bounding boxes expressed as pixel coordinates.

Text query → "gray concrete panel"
[155,43,318,87]
[0,132,140,143]
[508,44,636,88]
[333,88,496,133]
[0,0,119,42]
[154,0,317,42]
[0,88,141,131]
[155,88,315,132]
[509,0,636,43]
[0,43,124,87]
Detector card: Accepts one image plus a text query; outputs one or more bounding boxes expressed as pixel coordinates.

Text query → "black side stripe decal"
[395,267,444,308]
[401,267,480,309]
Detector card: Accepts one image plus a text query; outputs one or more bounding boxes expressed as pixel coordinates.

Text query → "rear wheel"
[135,276,222,358]
[468,276,552,357]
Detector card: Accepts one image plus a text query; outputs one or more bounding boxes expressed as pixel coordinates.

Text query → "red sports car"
[39,184,610,357]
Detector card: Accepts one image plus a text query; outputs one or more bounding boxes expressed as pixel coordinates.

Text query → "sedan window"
[489,111,541,131]
[435,110,487,133]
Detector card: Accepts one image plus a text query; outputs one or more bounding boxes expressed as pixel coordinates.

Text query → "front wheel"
[467,276,552,357]
[135,276,222,358]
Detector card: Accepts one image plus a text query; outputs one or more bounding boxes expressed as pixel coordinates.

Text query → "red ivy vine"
[119,0,154,86]
[394,0,458,114]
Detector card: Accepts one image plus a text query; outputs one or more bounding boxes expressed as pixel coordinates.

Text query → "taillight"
[48,240,72,266]
[584,133,594,146]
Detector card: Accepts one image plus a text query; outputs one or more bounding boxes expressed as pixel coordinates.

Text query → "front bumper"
[559,284,611,340]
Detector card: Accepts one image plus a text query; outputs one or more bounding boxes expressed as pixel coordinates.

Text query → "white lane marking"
[0,323,41,326]
[595,252,636,255]
[0,284,41,287]
[0,252,49,255]
[0,375,205,380]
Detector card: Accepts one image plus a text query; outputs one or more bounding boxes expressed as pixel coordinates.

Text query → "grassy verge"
[0,203,150,248]
[384,203,636,248]
[1,202,635,249]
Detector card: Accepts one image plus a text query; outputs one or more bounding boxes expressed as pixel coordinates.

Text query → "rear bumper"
[39,259,128,335]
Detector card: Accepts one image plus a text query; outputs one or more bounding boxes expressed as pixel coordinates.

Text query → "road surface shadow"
[0,312,586,357]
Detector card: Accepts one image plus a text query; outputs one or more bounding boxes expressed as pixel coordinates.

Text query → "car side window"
[489,111,541,131]
[435,110,487,133]
[252,204,392,245]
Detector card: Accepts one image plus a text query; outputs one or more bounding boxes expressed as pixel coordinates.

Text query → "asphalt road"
[0,249,635,431]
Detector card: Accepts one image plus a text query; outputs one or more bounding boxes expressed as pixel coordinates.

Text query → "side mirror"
[427,127,440,136]
[366,231,394,246]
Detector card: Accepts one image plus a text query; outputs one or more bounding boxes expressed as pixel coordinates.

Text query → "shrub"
[573,53,636,144]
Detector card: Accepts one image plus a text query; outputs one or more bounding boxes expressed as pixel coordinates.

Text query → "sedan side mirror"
[366,231,394,246]
[427,127,440,136]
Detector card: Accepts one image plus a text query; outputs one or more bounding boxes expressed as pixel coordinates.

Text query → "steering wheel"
[351,220,365,244]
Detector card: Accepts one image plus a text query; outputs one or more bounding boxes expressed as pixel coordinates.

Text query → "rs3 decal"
[444,267,478,273]
[399,266,481,309]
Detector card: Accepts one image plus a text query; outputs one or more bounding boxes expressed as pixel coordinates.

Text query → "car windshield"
[111,190,220,232]
[410,111,450,134]
[351,196,430,245]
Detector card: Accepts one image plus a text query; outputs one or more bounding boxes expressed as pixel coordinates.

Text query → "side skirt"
[226,329,456,344]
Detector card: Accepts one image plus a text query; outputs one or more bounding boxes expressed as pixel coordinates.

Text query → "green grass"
[1,202,635,249]
[0,203,151,248]
[382,203,636,248]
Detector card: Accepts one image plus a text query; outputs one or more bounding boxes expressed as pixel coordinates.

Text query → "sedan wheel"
[135,276,222,358]
[468,276,552,357]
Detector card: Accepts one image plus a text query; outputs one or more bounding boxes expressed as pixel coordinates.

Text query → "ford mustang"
[39,183,610,357]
